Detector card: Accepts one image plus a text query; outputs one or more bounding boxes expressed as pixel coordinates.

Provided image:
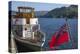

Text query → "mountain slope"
[43,5,78,18]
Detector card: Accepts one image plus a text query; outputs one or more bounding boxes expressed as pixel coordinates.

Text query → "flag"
[49,24,70,49]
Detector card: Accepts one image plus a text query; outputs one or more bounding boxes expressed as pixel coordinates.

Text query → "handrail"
[38,30,46,47]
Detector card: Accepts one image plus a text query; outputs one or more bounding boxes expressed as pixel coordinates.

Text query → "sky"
[10,1,71,11]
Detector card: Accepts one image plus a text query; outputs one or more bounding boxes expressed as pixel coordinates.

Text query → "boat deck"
[14,36,42,47]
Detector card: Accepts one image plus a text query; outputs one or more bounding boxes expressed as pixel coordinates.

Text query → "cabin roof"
[18,7,34,10]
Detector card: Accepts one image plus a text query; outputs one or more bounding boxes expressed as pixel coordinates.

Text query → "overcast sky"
[10,1,71,11]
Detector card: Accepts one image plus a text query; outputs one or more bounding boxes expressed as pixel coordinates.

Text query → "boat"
[11,7,46,52]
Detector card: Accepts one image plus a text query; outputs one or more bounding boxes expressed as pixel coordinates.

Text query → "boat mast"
[65,9,73,48]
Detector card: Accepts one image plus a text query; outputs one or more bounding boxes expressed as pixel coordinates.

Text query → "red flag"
[49,24,69,49]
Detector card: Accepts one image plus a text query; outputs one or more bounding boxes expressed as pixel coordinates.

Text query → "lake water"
[38,18,78,50]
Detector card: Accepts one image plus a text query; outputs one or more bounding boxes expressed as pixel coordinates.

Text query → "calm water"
[12,18,78,52]
[38,18,78,49]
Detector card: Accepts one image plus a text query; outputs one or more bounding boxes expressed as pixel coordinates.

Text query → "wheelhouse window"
[19,9,32,13]
[26,9,32,13]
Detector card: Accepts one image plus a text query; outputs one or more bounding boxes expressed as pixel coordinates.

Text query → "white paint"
[22,30,26,39]
[30,18,38,25]
[22,25,32,38]
[12,18,26,25]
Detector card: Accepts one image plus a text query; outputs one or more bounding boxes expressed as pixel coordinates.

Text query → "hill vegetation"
[39,5,78,18]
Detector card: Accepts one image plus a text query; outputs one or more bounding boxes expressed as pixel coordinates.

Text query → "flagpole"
[65,18,74,48]
[65,18,70,41]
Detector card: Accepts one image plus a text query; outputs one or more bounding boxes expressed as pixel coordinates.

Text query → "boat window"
[20,9,26,13]
[32,25,39,32]
[19,9,32,13]
[26,9,32,13]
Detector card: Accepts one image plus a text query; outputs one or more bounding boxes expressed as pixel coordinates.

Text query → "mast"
[65,16,74,48]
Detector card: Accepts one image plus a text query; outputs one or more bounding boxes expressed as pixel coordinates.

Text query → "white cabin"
[12,18,40,39]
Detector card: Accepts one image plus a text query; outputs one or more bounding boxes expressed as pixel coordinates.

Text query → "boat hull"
[14,37,44,52]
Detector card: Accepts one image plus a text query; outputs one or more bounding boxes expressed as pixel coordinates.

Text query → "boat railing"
[37,30,46,47]
[11,24,46,47]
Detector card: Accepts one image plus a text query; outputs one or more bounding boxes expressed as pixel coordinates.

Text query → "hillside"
[35,11,48,17]
[42,5,78,18]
